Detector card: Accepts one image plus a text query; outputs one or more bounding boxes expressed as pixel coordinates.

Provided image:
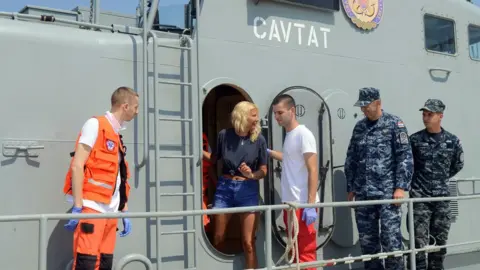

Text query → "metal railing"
[0,0,159,34]
[1,194,480,270]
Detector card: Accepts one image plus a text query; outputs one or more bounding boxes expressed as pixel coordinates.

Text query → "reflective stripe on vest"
[88,178,114,190]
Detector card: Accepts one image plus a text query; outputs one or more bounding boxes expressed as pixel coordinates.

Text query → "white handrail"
[1,194,479,270]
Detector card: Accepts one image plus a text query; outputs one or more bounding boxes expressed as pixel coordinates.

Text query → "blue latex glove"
[64,206,82,231]
[302,208,317,226]
[119,211,132,237]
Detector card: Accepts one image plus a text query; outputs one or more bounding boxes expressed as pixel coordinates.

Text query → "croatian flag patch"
[397,121,405,128]
[106,140,115,151]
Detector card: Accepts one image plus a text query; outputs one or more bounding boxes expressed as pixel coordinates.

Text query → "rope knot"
[285,202,299,210]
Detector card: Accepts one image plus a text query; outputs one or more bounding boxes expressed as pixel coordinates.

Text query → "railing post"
[408,200,416,270]
[93,0,100,24]
[265,208,272,270]
[38,217,48,270]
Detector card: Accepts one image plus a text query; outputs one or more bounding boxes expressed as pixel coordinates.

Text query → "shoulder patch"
[106,139,116,151]
[397,121,405,128]
[399,132,408,144]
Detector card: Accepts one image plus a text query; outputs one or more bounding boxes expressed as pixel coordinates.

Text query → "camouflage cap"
[354,87,380,107]
[419,99,446,113]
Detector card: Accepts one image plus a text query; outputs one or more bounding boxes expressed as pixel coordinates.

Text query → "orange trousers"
[282,209,317,270]
[72,207,118,270]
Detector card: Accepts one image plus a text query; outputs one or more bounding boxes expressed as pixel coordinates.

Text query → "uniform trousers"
[282,209,317,270]
[72,207,118,270]
[354,196,404,270]
[407,200,451,270]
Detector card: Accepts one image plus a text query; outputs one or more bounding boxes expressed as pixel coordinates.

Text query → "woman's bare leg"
[240,212,258,269]
[213,213,232,251]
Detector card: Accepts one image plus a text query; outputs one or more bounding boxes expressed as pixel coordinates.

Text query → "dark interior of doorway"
[201,84,259,255]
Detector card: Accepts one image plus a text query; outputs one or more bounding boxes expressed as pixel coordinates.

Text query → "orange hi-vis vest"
[63,115,131,208]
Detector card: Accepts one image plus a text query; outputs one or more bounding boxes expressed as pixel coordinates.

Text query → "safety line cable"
[276,202,301,270]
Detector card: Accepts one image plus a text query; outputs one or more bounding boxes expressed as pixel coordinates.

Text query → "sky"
[2,0,478,14]
[0,0,188,15]
[1,0,479,22]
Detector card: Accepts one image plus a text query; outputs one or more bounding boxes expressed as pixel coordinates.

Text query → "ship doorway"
[201,84,258,256]
[265,86,335,250]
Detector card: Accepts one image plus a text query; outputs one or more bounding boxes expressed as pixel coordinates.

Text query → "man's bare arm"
[71,143,92,208]
[304,152,318,204]
[268,149,283,161]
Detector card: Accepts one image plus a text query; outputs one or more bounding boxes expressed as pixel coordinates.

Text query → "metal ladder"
[150,32,199,270]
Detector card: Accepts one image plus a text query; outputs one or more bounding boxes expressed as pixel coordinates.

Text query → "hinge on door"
[261,118,269,128]
[2,141,44,157]
[318,160,330,191]
[319,103,326,117]
[274,160,282,178]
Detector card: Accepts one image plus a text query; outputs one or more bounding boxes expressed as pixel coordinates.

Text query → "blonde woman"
[210,101,267,269]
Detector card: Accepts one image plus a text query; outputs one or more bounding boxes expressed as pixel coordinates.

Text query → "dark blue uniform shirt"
[410,128,464,197]
[344,111,414,198]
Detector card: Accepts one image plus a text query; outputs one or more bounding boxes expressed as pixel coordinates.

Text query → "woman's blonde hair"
[231,101,261,142]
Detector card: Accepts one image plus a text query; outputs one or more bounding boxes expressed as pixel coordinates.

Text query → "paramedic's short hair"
[272,94,295,109]
[111,87,138,107]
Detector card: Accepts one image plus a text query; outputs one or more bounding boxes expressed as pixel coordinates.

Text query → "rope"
[423,234,440,254]
[276,202,301,270]
[404,234,439,255]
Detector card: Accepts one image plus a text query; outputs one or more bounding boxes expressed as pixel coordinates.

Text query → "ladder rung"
[160,192,195,197]
[158,117,193,122]
[159,155,194,159]
[158,80,192,86]
[161,230,196,236]
[157,44,191,50]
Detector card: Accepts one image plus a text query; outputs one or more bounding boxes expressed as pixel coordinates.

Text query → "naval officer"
[345,87,414,270]
[408,99,464,270]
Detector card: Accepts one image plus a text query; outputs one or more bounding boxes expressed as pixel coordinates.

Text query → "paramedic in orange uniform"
[63,86,139,270]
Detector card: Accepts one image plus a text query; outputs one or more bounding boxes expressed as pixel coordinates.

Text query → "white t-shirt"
[66,112,122,213]
[281,125,320,204]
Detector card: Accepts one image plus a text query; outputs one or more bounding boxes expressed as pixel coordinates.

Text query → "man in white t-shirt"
[63,86,139,269]
[268,94,319,269]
